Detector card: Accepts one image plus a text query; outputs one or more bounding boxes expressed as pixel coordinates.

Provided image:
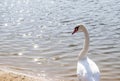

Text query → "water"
[0,0,120,81]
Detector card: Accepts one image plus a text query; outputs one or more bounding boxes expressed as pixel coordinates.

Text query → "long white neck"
[78,28,89,60]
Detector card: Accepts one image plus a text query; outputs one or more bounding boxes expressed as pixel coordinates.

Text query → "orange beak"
[72,29,78,35]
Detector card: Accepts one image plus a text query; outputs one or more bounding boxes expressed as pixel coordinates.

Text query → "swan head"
[72,24,85,34]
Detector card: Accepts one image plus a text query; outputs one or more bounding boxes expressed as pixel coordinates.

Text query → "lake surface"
[0,0,120,81]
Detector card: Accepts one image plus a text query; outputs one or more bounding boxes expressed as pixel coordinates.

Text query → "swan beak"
[72,29,77,35]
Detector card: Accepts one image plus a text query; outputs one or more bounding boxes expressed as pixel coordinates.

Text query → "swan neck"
[83,29,89,51]
[79,28,89,60]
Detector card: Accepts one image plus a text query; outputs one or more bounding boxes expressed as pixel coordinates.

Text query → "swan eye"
[75,26,79,31]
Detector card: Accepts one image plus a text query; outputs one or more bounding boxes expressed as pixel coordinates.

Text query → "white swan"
[72,25,100,81]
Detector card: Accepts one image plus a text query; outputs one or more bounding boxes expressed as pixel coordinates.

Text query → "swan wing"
[77,58,100,81]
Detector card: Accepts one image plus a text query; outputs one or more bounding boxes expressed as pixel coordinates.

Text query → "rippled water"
[0,0,120,81]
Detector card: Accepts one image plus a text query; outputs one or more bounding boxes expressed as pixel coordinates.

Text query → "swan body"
[77,57,100,81]
[72,25,100,81]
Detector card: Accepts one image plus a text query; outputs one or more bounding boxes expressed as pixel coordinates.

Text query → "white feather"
[72,25,100,81]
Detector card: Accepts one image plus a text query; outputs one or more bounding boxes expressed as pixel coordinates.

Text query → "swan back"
[77,57,100,81]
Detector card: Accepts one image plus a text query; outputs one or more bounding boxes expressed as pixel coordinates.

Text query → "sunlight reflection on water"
[0,0,120,81]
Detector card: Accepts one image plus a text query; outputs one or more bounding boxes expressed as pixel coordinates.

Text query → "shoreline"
[0,67,50,81]
[0,65,66,81]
